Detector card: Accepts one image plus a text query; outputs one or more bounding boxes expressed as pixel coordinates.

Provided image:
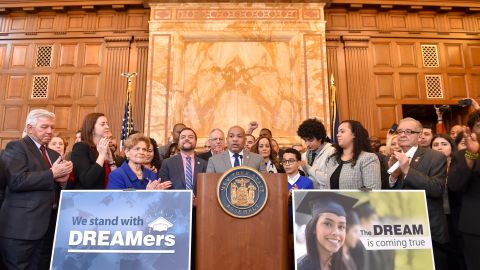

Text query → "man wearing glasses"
[198,128,225,161]
[388,117,448,270]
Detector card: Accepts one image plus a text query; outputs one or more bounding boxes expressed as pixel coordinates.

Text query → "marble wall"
[145,3,329,147]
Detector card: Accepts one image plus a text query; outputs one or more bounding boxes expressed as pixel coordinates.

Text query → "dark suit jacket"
[0,136,60,240]
[70,142,106,189]
[448,150,480,236]
[197,151,213,162]
[159,154,207,195]
[0,158,7,208]
[392,147,448,243]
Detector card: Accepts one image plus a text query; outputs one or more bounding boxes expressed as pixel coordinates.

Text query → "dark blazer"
[448,150,480,236]
[70,142,106,189]
[197,150,213,162]
[0,136,60,240]
[159,154,207,195]
[0,158,7,208]
[392,147,448,244]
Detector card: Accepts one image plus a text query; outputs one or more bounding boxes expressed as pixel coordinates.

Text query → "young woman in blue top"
[107,133,172,190]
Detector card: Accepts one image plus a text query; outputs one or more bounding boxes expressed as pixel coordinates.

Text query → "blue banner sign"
[50,190,192,270]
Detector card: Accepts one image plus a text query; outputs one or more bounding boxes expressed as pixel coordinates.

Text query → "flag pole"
[120,72,138,152]
[330,74,339,144]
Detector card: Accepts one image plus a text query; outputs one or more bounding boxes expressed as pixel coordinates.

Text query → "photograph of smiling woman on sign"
[295,192,358,270]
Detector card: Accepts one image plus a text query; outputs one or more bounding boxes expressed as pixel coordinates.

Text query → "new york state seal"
[217,166,268,218]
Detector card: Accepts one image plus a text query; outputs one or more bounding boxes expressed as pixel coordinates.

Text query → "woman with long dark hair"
[144,137,162,175]
[251,135,284,173]
[324,120,381,189]
[297,192,358,270]
[70,113,116,189]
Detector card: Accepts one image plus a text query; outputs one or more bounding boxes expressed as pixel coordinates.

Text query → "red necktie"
[104,161,111,189]
[40,145,51,168]
[40,145,56,208]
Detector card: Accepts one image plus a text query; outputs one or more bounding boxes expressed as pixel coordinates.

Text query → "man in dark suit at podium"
[0,109,73,270]
[207,126,266,173]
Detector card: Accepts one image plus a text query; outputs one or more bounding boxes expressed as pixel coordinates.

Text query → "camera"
[458,99,472,107]
[388,123,398,134]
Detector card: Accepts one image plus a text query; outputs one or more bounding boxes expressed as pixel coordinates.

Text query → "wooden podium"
[196,173,289,270]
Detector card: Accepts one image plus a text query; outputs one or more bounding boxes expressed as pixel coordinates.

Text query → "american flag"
[120,85,134,151]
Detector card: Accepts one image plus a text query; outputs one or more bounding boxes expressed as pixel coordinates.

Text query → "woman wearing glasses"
[251,135,285,173]
[323,120,381,189]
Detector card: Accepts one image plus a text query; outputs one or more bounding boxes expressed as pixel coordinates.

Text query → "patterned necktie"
[40,145,51,168]
[185,156,193,190]
[233,153,241,167]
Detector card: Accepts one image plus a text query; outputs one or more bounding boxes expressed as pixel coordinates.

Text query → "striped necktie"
[185,156,193,190]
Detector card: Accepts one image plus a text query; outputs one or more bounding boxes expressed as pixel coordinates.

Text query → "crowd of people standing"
[0,105,479,270]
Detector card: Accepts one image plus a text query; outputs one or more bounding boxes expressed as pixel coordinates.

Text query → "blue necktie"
[185,156,193,190]
[233,153,241,167]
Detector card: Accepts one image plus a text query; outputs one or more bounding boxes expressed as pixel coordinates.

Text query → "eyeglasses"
[396,129,421,135]
[281,159,297,165]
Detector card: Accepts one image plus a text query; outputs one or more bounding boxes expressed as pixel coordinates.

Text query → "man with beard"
[207,126,265,173]
[198,128,225,161]
[159,127,207,197]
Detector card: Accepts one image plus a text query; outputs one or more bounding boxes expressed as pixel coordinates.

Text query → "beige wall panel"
[147,3,328,146]
[3,106,23,131]
[38,16,55,31]
[469,45,480,67]
[361,14,377,28]
[0,45,6,68]
[80,74,99,97]
[98,14,114,29]
[374,73,395,99]
[53,106,71,130]
[76,106,96,129]
[447,75,467,99]
[10,45,29,68]
[396,43,417,67]
[6,75,26,100]
[372,42,392,67]
[10,16,26,31]
[448,16,465,30]
[59,44,79,67]
[55,73,74,99]
[83,43,102,67]
[68,16,84,30]
[376,105,397,135]
[329,13,347,28]
[399,73,420,99]
[419,15,436,30]
[391,15,407,29]
[445,44,465,68]
[470,74,480,99]
[127,14,145,28]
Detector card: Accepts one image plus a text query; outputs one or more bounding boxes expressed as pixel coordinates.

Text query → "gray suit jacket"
[324,151,381,189]
[159,154,207,195]
[392,147,448,244]
[0,136,60,240]
[206,150,266,173]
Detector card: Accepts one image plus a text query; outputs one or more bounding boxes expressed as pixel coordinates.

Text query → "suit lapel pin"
[414,157,420,163]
